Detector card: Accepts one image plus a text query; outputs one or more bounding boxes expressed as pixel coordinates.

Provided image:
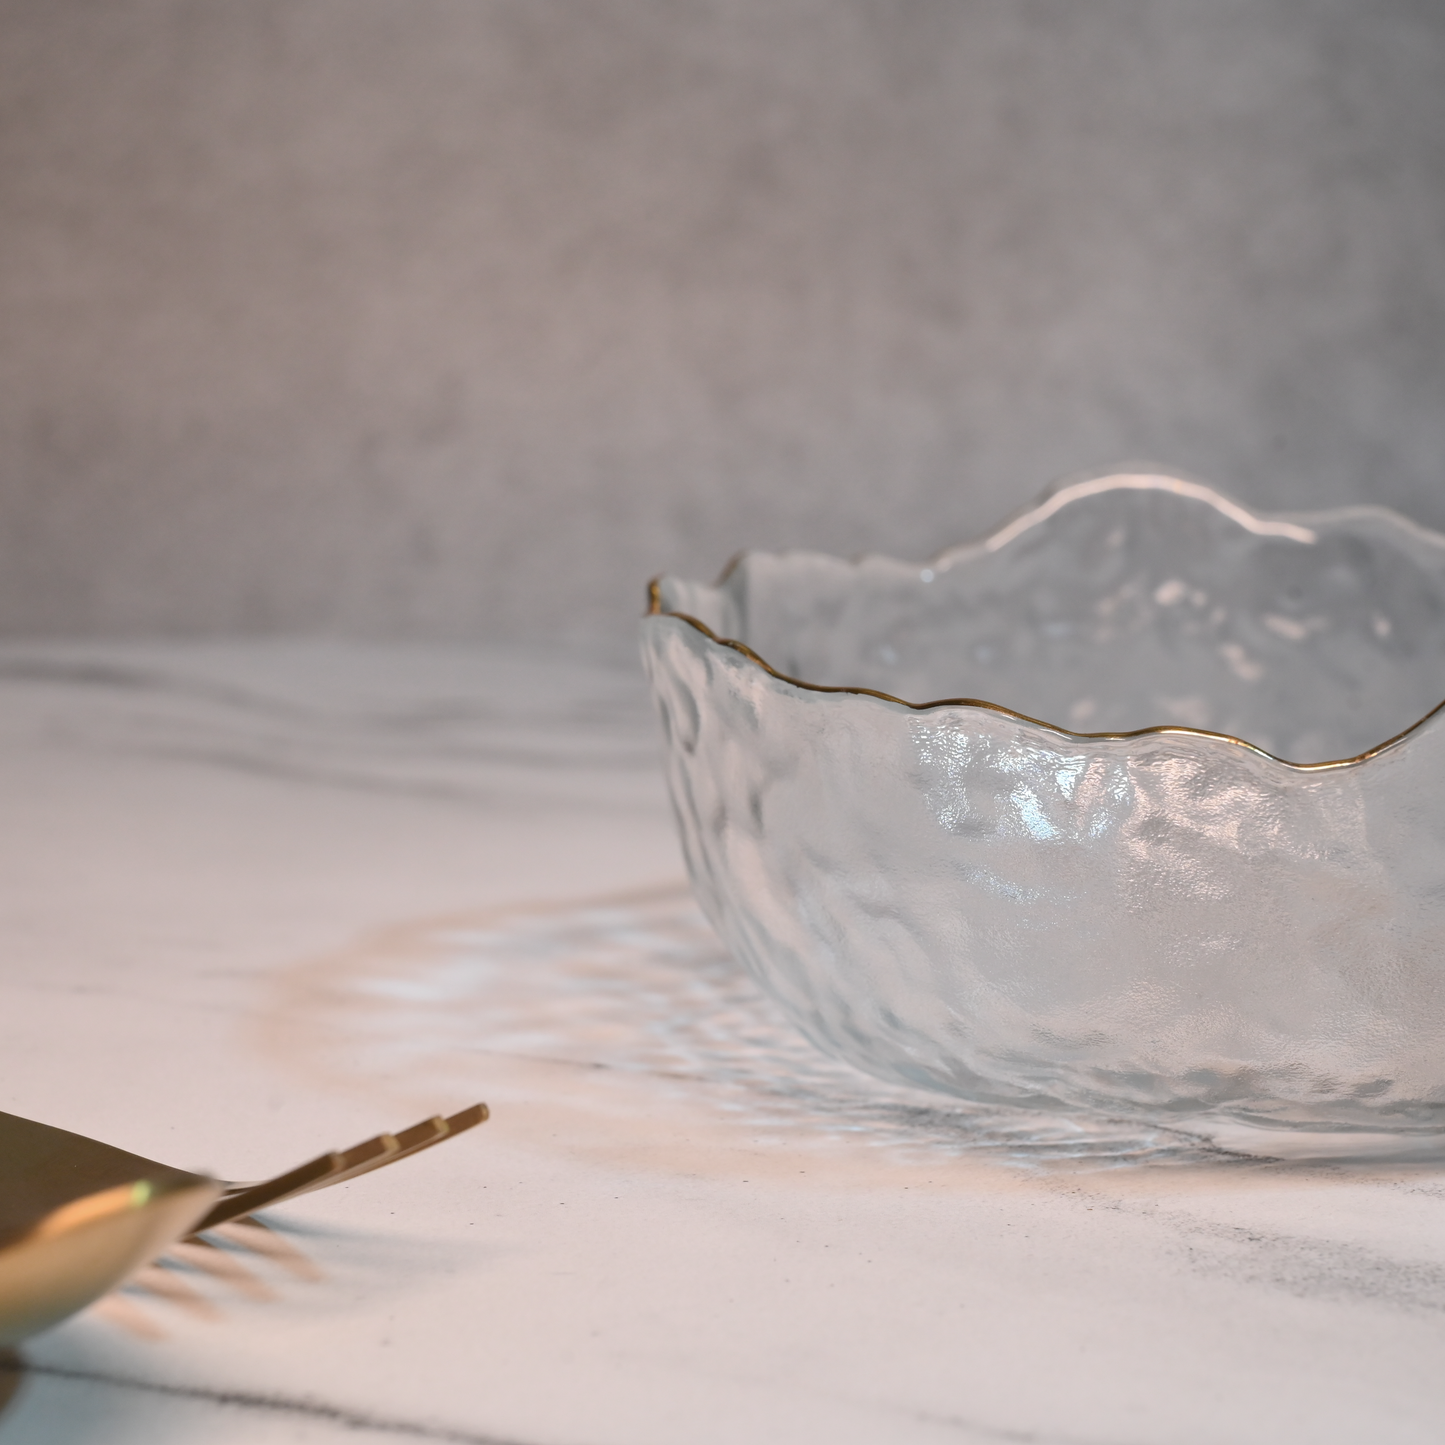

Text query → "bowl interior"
[661,479,1445,765]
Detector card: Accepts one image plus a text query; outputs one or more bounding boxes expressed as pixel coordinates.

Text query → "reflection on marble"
[273,887,1237,1169]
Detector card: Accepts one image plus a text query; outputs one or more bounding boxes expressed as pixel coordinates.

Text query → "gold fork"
[0,1103,487,1347]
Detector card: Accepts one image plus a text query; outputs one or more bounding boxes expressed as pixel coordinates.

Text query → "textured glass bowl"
[640,473,1445,1137]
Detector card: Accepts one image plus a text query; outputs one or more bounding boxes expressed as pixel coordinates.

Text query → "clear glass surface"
[640,474,1445,1133]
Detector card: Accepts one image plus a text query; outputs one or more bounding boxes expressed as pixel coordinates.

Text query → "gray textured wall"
[2,1,1444,643]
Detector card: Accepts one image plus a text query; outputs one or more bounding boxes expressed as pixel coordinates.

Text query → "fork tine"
[213,1130,398,1208]
[195,1131,396,1233]
[290,1114,440,1195]
[283,1104,488,1200]
[190,1153,344,1234]
[281,1131,402,1198]
[445,1103,490,1134]
[187,1105,487,1236]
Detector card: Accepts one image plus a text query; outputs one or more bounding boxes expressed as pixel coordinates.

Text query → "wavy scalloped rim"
[644,472,1445,773]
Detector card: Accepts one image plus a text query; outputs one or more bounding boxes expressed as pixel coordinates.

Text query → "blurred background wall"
[1,0,1443,646]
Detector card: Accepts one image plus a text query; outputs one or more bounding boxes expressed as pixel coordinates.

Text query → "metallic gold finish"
[0,1177,219,1347]
[0,1104,488,1346]
[0,1109,220,1348]
[193,1103,488,1233]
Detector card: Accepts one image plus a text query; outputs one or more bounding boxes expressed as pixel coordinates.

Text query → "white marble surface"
[3,641,1445,1444]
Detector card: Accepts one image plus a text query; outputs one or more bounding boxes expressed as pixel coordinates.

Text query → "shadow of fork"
[0,1104,488,1349]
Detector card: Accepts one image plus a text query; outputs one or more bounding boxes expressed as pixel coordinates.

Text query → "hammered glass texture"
[641,476,1445,1131]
